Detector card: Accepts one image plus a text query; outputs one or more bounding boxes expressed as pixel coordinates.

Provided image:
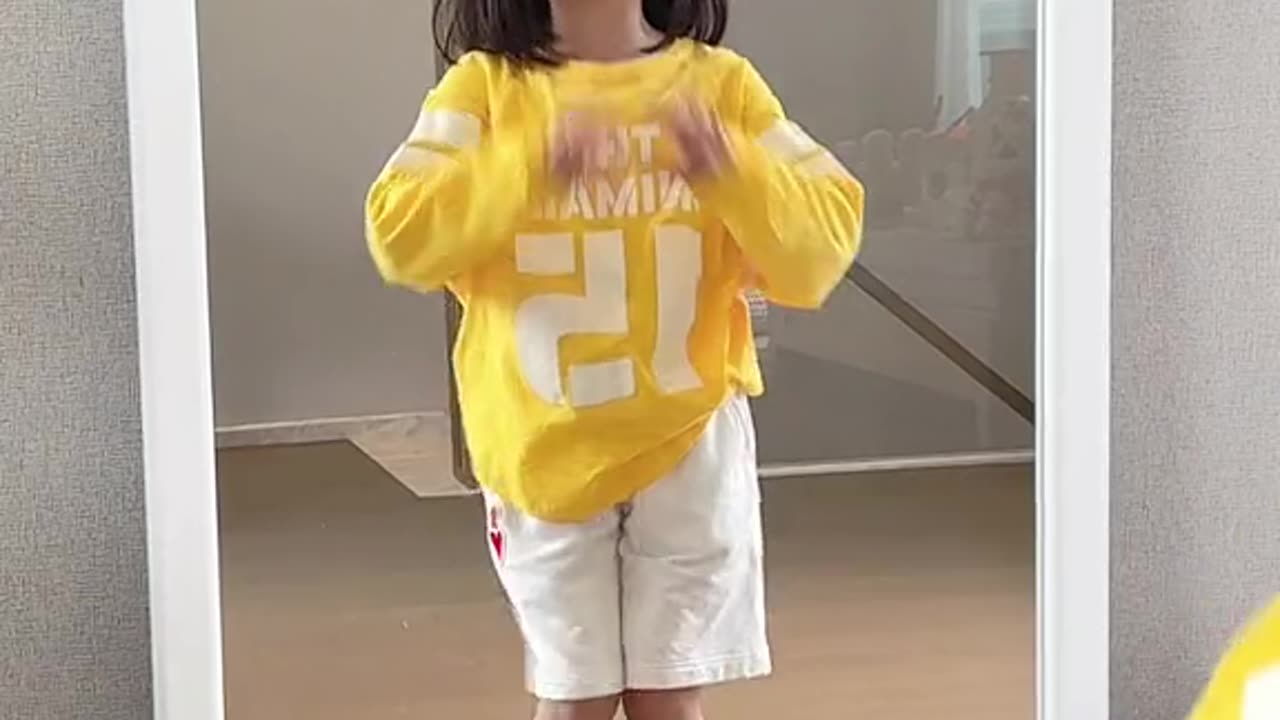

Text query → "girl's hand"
[665,99,732,182]
[551,112,608,185]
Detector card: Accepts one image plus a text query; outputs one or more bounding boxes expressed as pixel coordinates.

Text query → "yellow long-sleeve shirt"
[366,40,863,521]
[1190,596,1280,719]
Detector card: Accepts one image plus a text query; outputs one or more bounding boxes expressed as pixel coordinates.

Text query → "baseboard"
[215,412,447,449]
[216,411,469,498]
[759,449,1035,479]
[217,416,1032,497]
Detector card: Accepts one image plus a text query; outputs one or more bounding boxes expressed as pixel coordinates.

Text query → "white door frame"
[121,0,1111,717]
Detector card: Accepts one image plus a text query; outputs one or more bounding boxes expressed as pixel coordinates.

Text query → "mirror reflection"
[201,1,1037,717]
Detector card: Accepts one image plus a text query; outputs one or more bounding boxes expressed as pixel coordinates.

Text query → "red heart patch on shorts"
[489,529,505,562]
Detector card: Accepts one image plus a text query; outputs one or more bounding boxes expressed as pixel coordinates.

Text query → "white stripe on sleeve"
[408,109,483,149]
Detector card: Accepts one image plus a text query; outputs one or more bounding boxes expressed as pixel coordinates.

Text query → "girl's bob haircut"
[433,0,729,66]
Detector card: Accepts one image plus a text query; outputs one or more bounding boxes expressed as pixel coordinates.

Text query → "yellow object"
[366,41,863,521]
[1190,597,1280,719]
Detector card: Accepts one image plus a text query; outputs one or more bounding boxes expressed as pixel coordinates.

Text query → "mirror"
[199,1,1038,717]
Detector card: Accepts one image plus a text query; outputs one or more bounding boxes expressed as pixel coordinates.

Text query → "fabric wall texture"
[1112,0,1280,717]
[0,1,154,718]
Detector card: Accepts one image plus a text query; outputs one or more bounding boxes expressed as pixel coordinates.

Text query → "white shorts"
[483,395,771,701]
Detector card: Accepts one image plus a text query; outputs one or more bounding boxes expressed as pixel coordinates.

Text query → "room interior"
[26,0,1273,716]
[200,1,1039,717]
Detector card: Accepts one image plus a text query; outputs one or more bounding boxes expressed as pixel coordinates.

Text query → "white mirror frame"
[122,0,1111,716]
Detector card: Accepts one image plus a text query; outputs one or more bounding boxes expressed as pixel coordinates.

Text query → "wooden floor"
[217,443,1034,719]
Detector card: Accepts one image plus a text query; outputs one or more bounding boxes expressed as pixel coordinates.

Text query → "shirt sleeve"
[1188,596,1280,720]
[699,58,864,309]
[365,53,545,294]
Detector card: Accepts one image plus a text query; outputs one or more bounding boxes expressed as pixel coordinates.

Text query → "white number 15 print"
[514,226,704,408]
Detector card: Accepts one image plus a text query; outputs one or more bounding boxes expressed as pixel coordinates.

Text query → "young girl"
[366,0,863,717]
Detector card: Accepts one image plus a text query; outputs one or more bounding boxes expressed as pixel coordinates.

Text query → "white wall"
[731,0,1035,454]
[199,0,445,427]
[728,0,939,144]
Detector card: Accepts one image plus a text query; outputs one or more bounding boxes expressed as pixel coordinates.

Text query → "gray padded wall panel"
[1113,1,1280,717]
[0,1,154,718]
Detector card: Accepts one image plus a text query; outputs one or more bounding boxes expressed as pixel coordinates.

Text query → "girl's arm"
[699,60,865,309]
[366,54,543,293]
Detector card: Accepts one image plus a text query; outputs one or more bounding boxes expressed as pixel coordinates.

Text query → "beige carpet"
[218,443,1034,719]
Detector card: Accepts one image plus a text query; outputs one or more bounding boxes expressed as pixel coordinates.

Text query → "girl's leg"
[621,688,703,720]
[620,396,771,712]
[483,494,626,716]
[535,696,621,720]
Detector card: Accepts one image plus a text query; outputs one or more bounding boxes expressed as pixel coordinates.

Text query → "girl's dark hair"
[433,0,729,66]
